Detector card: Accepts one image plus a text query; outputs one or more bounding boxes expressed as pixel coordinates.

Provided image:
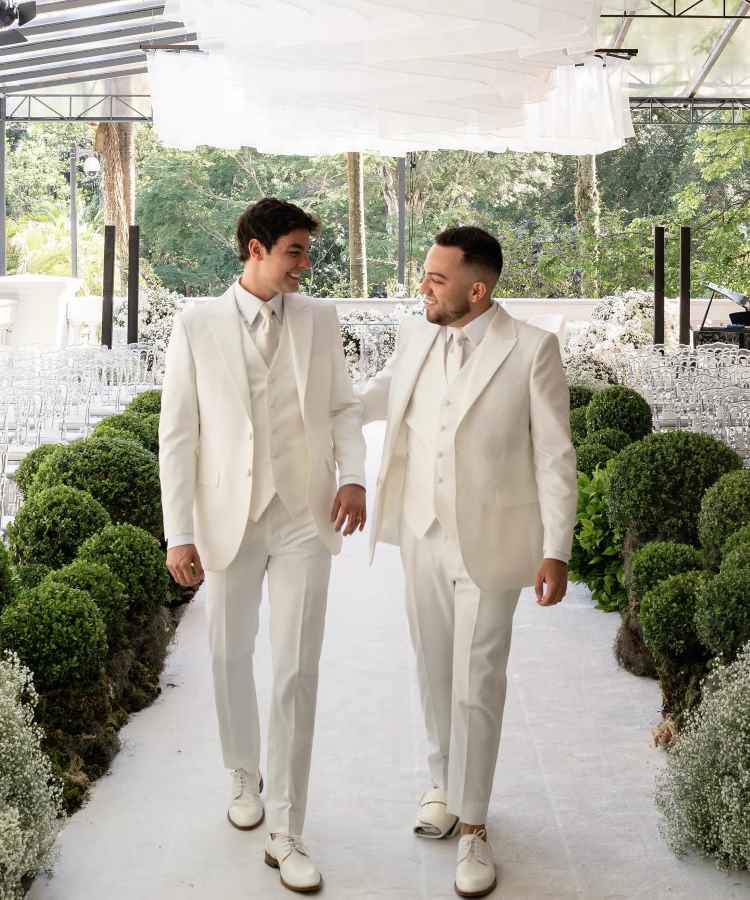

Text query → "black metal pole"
[127,224,139,344]
[679,226,691,345]
[654,225,665,344]
[102,225,115,349]
[397,157,406,287]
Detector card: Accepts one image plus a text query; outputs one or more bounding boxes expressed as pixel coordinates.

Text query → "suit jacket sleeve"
[158,311,199,544]
[326,304,366,486]
[529,333,577,563]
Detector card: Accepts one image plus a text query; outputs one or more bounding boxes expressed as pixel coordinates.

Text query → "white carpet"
[29,424,750,900]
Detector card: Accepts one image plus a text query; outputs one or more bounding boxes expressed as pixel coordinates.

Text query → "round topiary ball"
[722,524,750,560]
[695,567,750,660]
[575,442,618,476]
[569,385,595,410]
[720,547,750,574]
[14,443,61,498]
[570,407,589,447]
[698,470,750,569]
[77,523,169,620]
[0,542,16,611]
[586,385,652,441]
[0,582,107,691]
[43,560,128,648]
[92,412,158,456]
[8,485,111,570]
[629,541,704,603]
[14,563,52,591]
[31,434,163,540]
[126,389,161,417]
[586,427,632,453]
[641,571,705,662]
[608,431,742,544]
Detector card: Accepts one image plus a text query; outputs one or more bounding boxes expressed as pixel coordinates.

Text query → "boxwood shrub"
[720,547,750,574]
[0,542,16,611]
[569,385,594,410]
[586,427,632,453]
[31,434,163,540]
[608,431,741,544]
[8,485,111,570]
[575,442,618,476]
[586,385,652,441]
[93,411,159,456]
[43,560,128,649]
[698,470,750,569]
[77,523,169,620]
[628,542,704,604]
[641,571,705,662]
[0,582,107,691]
[570,407,589,447]
[695,567,750,661]
[14,443,60,498]
[126,389,161,417]
[14,563,52,591]
[722,524,750,559]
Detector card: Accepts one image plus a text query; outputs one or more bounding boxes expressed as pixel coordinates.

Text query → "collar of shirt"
[234,280,284,326]
[446,302,496,350]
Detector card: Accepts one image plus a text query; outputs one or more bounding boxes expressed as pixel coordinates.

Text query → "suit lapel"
[208,286,253,421]
[457,304,518,427]
[283,293,313,419]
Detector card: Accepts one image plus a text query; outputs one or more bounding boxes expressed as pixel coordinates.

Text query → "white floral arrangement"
[114,282,184,354]
[0,652,64,900]
[338,302,423,381]
[655,642,750,870]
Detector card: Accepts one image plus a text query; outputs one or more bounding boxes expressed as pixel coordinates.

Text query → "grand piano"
[692,282,750,349]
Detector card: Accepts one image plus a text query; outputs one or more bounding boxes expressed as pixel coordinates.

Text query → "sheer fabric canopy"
[148,0,637,155]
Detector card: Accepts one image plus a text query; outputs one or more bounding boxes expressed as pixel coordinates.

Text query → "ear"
[470,281,489,305]
[248,238,266,261]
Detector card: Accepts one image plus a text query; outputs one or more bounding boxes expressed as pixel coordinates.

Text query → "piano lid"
[704,282,750,311]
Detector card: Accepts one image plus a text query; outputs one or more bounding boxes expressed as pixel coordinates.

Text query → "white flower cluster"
[114,283,184,355]
[655,642,750,870]
[0,652,64,900]
[338,302,424,381]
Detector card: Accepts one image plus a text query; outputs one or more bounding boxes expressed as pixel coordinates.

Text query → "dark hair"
[236,197,319,262]
[435,225,503,278]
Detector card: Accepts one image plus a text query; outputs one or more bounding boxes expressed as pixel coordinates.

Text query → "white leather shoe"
[264,833,322,894]
[414,787,460,839]
[227,769,264,830]
[455,829,497,898]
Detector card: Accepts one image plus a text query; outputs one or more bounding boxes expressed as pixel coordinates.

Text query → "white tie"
[446,330,468,384]
[255,302,279,367]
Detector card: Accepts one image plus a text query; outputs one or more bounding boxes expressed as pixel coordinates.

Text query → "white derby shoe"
[414,786,460,839]
[455,829,497,898]
[264,833,322,894]
[227,768,264,830]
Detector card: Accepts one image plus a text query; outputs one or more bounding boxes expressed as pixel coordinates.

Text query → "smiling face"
[243,228,313,299]
[420,244,493,327]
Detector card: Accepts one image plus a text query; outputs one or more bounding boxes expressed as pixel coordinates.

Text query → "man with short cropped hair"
[359,226,577,898]
[160,197,366,894]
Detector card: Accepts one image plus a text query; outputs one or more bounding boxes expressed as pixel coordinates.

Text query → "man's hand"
[330,484,367,536]
[167,543,205,588]
[534,558,568,607]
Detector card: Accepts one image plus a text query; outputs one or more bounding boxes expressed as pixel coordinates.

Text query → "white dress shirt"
[444,303,496,368]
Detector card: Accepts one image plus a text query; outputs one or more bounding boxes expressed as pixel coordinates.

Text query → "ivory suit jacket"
[359,302,577,592]
[159,286,365,572]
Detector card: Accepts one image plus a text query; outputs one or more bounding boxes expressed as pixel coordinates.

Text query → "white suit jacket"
[359,303,577,591]
[158,286,365,572]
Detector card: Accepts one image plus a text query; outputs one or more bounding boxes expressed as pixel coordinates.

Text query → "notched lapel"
[458,305,517,426]
[387,320,440,445]
[208,290,253,421]
[284,294,313,419]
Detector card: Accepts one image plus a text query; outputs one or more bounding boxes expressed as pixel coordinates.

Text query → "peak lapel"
[457,305,517,428]
[208,288,253,421]
[388,320,441,437]
[284,293,313,419]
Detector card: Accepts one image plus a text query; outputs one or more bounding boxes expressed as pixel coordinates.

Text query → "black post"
[101,225,115,349]
[397,157,406,287]
[679,226,691,346]
[127,224,139,344]
[654,225,665,344]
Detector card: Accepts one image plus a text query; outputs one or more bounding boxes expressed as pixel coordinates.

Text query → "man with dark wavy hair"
[160,197,366,894]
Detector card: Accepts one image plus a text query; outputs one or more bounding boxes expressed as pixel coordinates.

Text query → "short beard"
[426,299,472,326]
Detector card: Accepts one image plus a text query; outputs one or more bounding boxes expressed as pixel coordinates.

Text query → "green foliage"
[568,384,594,409]
[586,427,632,453]
[569,461,626,612]
[698,470,750,569]
[14,563,52,591]
[0,542,16,611]
[695,568,750,661]
[585,385,652,441]
[14,444,61,498]
[641,572,704,662]
[32,434,163,540]
[721,547,750,573]
[43,561,128,649]
[0,582,107,691]
[629,542,703,604]
[569,407,589,447]
[77,524,169,620]
[126,389,162,417]
[93,411,159,456]
[575,442,618,477]
[722,524,750,560]
[607,431,741,544]
[7,485,110,570]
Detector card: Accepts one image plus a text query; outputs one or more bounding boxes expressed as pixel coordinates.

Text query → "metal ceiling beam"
[0,53,146,86]
[0,31,195,71]
[684,0,750,97]
[17,3,166,38]
[6,65,148,92]
[610,11,635,47]
[602,0,750,17]
[0,21,187,57]
[37,0,133,12]
[630,95,750,124]
[4,92,152,121]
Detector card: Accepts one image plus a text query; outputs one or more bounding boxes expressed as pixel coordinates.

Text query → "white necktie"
[446,330,468,384]
[255,302,279,367]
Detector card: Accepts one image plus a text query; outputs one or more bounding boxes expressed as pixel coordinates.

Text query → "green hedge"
[575,442,618,476]
[569,384,595,410]
[629,542,704,604]
[587,427,632,453]
[0,582,107,691]
[93,412,159,456]
[126,389,161,417]
[0,542,16,611]
[8,485,111,570]
[722,524,750,559]
[698,470,750,569]
[641,572,705,662]
[695,567,750,661]
[586,385,652,441]
[32,434,163,540]
[14,443,60,498]
[14,563,52,591]
[569,407,589,447]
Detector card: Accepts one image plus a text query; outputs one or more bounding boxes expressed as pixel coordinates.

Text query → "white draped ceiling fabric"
[148,0,641,156]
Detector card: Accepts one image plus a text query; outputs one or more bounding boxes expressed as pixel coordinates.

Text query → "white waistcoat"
[240,316,310,522]
[402,334,475,540]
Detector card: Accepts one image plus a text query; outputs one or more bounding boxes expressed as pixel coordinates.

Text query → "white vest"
[402,333,475,540]
[240,314,310,522]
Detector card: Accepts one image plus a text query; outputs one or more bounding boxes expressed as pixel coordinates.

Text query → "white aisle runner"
[29,425,750,900]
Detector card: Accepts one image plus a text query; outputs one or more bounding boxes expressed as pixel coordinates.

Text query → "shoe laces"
[232,768,256,798]
[273,833,309,862]
[459,828,489,865]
